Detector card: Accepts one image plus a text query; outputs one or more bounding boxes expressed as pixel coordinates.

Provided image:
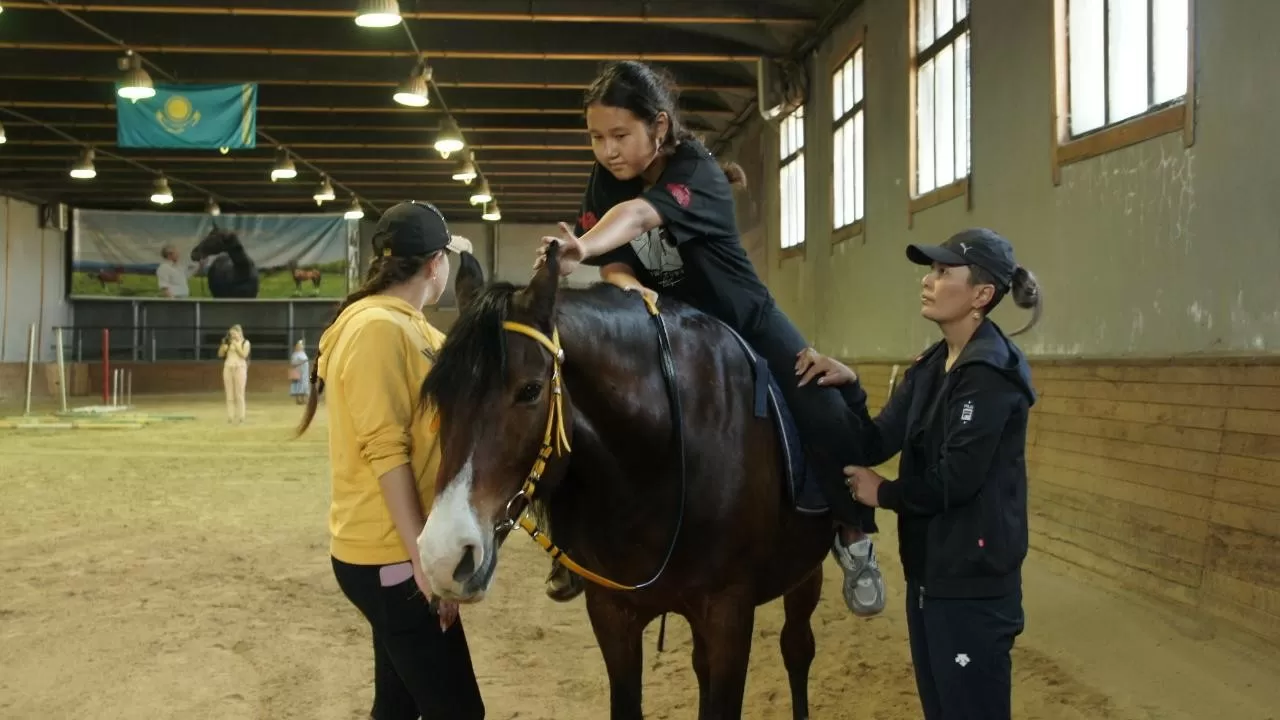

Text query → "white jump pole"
[112,369,120,407]
[23,324,36,416]
[55,327,68,413]
[126,371,132,407]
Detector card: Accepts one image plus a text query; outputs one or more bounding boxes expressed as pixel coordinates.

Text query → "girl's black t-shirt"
[574,139,777,333]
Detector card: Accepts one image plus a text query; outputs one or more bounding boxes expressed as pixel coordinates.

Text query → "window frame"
[907,0,972,226]
[832,26,868,247]
[1050,0,1196,183]
[778,105,806,258]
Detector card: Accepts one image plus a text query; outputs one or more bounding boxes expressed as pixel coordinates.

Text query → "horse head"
[190,226,238,262]
[418,244,570,603]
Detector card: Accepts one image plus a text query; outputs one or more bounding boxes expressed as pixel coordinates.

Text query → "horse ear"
[454,250,485,312]
[521,241,560,327]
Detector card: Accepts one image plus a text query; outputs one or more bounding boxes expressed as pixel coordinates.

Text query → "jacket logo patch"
[960,400,974,424]
[666,183,692,208]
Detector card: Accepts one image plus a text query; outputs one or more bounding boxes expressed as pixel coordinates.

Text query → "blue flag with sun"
[116,83,258,150]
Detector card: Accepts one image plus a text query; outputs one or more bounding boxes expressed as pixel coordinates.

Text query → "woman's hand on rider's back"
[795,348,858,387]
[536,222,585,276]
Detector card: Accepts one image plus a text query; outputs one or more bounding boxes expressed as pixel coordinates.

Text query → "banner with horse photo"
[70,209,354,299]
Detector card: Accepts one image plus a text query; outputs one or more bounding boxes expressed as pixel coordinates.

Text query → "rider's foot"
[546,559,585,602]
[830,535,886,617]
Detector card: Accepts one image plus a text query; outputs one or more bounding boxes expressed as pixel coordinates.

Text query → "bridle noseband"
[494,294,687,593]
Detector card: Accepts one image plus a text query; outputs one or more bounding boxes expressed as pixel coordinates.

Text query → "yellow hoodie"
[317,294,446,566]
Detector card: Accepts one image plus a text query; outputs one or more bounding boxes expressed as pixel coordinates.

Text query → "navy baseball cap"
[907,228,1017,290]
[372,200,472,258]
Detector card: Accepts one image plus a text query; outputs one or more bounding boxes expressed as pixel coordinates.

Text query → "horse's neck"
[223,240,251,268]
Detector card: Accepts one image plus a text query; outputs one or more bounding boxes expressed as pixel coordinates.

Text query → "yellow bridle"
[496,293,665,592]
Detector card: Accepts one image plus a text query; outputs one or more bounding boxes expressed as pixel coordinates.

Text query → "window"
[833,46,865,234]
[779,106,805,251]
[913,0,970,198]
[1066,0,1189,137]
[1052,0,1194,172]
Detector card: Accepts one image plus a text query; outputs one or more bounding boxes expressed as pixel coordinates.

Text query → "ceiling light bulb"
[151,176,173,205]
[314,176,335,204]
[270,149,297,181]
[469,179,492,205]
[451,153,477,184]
[343,197,364,220]
[0,121,7,145]
[393,66,431,107]
[206,197,221,216]
[355,0,401,27]
[117,52,156,103]
[482,201,501,222]
[434,116,465,159]
[69,148,96,179]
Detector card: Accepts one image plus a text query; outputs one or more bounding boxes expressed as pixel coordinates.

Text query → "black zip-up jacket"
[841,319,1036,599]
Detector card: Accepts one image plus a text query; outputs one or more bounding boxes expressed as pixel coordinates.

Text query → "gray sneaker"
[830,536,886,616]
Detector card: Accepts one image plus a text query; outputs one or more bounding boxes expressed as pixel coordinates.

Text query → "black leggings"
[332,557,485,720]
[746,307,878,533]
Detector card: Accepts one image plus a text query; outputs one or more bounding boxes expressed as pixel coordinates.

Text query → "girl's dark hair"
[969,265,1043,336]
[295,251,439,436]
[584,60,747,189]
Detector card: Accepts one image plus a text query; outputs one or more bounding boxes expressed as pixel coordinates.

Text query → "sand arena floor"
[1,393,1277,720]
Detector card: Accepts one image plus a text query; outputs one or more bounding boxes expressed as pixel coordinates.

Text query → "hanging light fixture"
[434,116,464,159]
[69,148,96,179]
[270,148,297,181]
[206,196,221,216]
[116,51,156,103]
[451,151,477,184]
[0,120,7,145]
[355,0,401,27]
[482,201,501,222]
[150,175,174,205]
[343,197,364,220]
[313,175,335,205]
[469,178,492,206]
[393,63,431,107]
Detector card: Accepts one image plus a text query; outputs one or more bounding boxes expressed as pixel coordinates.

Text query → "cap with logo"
[906,228,1017,290]
[371,200,473,258]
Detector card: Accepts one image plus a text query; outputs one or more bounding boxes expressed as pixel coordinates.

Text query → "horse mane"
[420,281,519,416]
[420,280,702,418]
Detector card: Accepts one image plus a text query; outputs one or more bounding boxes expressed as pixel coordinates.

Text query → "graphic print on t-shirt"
[630,226,684,289]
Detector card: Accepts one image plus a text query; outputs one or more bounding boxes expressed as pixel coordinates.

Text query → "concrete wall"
[726,0,1280,360]
[0,195,71,365]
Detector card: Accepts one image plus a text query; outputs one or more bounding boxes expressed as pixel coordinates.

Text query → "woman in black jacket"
[795,227,1041,720]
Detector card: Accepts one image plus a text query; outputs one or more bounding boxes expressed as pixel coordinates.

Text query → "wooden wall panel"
[851,358,1280,646]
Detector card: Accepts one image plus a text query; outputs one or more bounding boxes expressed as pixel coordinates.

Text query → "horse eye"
[515,381,543,404]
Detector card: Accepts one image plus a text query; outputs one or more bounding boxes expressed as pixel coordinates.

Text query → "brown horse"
[416,245,833,720]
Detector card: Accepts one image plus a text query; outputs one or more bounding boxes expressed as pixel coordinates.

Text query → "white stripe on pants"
[223,363,247,422]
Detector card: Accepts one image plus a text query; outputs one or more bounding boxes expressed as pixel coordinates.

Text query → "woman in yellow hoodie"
[297,201,484,720]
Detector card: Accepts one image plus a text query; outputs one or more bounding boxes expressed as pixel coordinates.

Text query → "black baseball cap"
[371,200,472,258]
[907,228,1017,290]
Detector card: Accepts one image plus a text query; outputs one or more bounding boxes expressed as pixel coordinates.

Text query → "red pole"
[102,327,110,405]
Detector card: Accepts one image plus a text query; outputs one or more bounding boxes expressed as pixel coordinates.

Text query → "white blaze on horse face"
[418,453,487,598]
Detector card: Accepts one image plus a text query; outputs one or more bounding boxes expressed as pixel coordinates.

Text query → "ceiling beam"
[0,2,813,25]
[0,73,752,94]
[0,100,736,117]
[0,41,761,63]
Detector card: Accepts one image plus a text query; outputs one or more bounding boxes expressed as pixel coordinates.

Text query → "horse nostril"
[452,544,478,583]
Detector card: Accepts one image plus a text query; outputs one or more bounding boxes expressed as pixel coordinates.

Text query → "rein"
[495,295,687,592]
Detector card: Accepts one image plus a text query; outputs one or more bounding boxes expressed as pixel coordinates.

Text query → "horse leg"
[780,564,823,720]
[585,589,649,720]
[691,624,710,711]
[694,588,756,720]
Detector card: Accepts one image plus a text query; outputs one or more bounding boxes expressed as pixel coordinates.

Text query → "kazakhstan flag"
[116,83,258,150]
